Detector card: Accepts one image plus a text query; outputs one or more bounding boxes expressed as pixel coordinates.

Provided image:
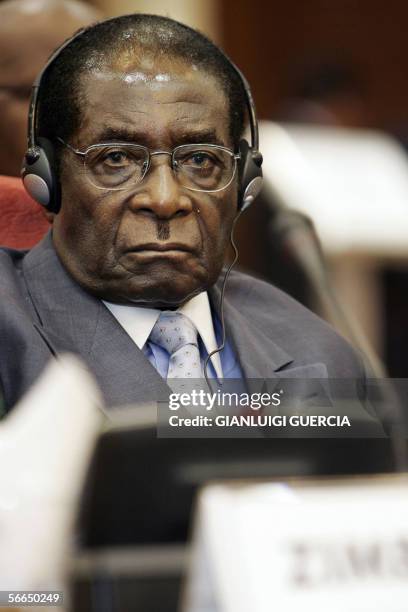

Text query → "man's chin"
[83,263,222,306]
[109,277,210,308]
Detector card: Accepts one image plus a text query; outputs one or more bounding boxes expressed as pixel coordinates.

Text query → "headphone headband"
[26,27,88,159]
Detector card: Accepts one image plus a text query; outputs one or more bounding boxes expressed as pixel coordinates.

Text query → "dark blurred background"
[220,0,408,132]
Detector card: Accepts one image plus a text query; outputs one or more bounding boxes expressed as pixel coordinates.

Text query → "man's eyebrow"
[90,128,226,147]
[175,129,224,146]
[92,128,144,143]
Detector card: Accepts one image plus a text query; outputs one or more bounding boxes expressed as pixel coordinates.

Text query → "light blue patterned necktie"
[150,312,202,380]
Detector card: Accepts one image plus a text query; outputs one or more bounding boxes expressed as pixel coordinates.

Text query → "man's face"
[53,59,239,308]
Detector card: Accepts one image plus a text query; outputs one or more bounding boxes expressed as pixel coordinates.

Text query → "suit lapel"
[209,279,294,380]
[209,278,330,407]
[23,233,169,407]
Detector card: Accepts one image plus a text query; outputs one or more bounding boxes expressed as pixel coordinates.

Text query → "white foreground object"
[260,121,408,257]
[0,355,104,592]
[259,121,408,353]
[183,475,408,612]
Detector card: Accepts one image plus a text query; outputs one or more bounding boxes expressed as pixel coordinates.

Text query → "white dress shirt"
[103,292,223,378]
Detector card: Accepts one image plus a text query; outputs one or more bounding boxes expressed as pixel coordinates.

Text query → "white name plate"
[183,475,408,612]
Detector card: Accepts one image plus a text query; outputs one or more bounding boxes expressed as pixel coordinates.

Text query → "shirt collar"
[103,292,223,379]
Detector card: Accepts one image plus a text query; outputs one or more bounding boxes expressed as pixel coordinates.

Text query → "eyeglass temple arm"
[57,137,85,156]
[27,28,89,157]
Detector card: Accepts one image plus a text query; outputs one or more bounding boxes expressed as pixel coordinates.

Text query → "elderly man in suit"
[0,14,379,430]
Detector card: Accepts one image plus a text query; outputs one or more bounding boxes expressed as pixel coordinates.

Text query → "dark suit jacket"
[0,233,378,422]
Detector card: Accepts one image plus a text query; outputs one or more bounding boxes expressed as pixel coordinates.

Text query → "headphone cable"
[204,210,243,389]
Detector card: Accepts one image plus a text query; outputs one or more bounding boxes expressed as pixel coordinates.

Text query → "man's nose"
[128,156,194,219]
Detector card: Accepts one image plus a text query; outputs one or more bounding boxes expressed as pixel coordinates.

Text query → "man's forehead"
[85,53,224,93]
[76,64,231,146]
[82,64,222,103]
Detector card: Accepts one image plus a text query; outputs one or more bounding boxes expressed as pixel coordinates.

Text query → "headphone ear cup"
[238,138,263,211]
[21,137,60,213]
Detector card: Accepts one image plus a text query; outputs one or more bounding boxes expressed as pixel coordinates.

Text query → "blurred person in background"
[277,58,370,128]
[0,0,103,178]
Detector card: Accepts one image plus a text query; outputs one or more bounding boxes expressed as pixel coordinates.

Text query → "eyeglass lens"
[83,144,235,192]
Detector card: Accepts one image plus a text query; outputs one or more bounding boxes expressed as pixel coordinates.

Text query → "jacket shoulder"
[224,269,366,378]
[0,246,29,294]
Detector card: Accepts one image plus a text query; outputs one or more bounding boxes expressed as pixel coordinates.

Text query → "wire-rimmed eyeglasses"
[58,138,241,193]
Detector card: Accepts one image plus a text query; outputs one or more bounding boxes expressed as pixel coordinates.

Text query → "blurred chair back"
[0,175,50,249]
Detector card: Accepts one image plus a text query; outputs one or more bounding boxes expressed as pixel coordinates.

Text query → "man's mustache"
[157,220,170,240]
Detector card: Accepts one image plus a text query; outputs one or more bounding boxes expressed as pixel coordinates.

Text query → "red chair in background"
[0,175,50,249]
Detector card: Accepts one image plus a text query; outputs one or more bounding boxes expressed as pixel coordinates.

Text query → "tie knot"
[150,312,199,355]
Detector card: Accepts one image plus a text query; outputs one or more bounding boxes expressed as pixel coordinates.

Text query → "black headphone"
[21,20,263,214]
